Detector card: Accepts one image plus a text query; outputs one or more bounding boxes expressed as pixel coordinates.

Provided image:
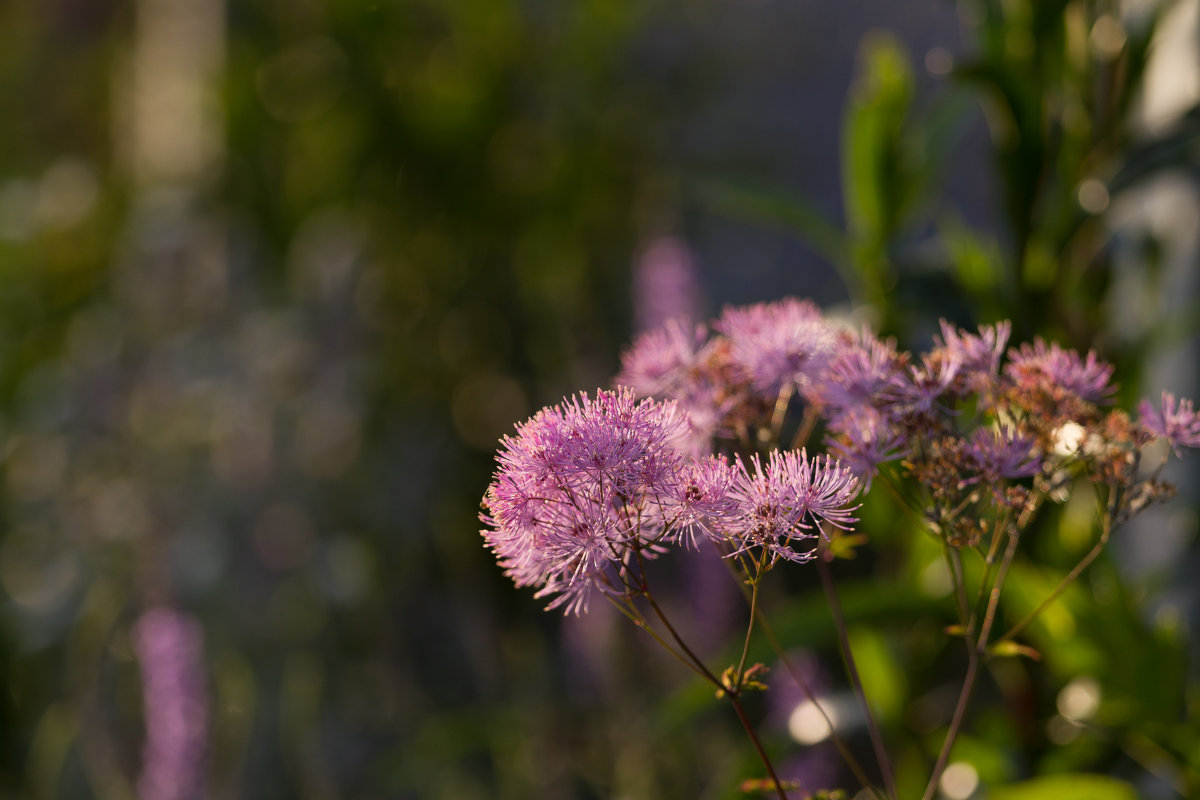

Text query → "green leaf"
[847,626,906,721]
[989,774,1137,800]
[939,217,1004,295]
[842,32,914,245]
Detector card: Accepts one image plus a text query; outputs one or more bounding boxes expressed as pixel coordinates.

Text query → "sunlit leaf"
[989,773,1137,800]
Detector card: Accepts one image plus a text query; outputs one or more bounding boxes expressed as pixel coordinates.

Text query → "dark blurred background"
[2,1,1199,798]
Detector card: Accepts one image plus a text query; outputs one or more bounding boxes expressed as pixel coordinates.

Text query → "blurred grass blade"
[842,32,914,246]
[988,774,1137,800]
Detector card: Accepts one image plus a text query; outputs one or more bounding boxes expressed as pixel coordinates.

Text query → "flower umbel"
[481,387,690,614]
[728,449,860,563]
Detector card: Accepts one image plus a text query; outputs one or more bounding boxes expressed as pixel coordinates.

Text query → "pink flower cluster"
[480,387,860,613]
[483,297,1200,613]
[617,300,1200,488]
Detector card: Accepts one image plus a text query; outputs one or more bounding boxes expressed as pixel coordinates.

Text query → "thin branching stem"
[634,550,789,800]
[979,525,1019,654]
[755,608,886,800]
[817,558,898,800]
[770,383,794,437]
[921,643,979,800]
[946,547,970,632]
[969,507,1010,632]
[995,511,1113,646]
[787,404,819,452]
[728,693,794,800]
[601,594,706,681]
[922,526,1021,800]
[714,540,883,798]
[734,550,767,685]
[634,552,723,689]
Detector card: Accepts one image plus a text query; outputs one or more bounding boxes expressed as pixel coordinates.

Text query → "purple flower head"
[134,607,208,800]
[716,298,836,397]
[481,387,689,614]
[965,425,1042,482]
[935,320,1011,392]
[616,318,710,399]
[658,454,740,547]
[558,388,687,494]
[895,355,960,418]
[1005,339,1116,403]
[727,449,860,563]
[616,321,747,452]
[633,236,702,331]
[1138,391,1200,454]
[806,328,905,415]
[787,450,862,531]
[823,406,905,490]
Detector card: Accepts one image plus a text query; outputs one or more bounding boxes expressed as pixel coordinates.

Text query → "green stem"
[734,550,767,686]
[716,541,882,798]
[968,511,1008,633]
[635,557,789,800]
[946,547,970,632]
[922,526,1020,800]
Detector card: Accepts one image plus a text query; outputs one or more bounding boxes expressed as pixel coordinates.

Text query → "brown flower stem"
[728,692,793,800]
[602,595,708,682]
[635,551,723,688]
[920,642,980,800]
[817,558,898,800]
[755,601,885,799]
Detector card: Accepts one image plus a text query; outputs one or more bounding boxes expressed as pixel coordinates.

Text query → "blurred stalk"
[122,0,224,191]
[121,2,225,799]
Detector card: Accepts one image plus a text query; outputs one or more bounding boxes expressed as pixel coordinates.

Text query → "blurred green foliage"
[0,0,1197,798]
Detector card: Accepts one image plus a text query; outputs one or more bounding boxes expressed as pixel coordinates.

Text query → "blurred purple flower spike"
[134,606,208,800]
[633,236,703,331]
